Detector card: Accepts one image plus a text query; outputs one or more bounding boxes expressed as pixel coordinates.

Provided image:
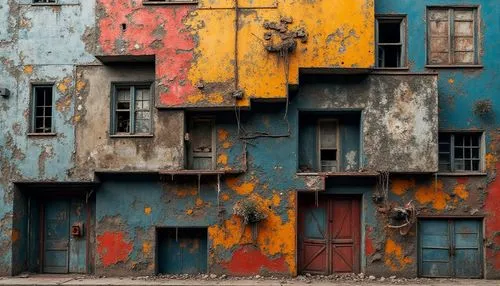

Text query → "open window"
[376,15,406,68]
[187,118,215,170]
[317,119,339,172]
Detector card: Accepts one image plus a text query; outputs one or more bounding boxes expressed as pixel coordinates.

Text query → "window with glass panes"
[111,84,152,135]
[439,132,482,172]
[31,85,54,134]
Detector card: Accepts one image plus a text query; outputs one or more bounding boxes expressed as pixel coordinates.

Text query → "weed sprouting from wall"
[473,99,493,116]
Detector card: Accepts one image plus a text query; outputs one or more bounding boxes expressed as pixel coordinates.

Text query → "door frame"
[297,193,362,275]
[417,216,485,278]
[38,194,91,274]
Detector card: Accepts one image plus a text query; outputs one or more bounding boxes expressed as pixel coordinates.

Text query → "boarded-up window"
[111,84,152,135]
[428,7,478,65]
[318,119,339,172]
[188,118,215,170]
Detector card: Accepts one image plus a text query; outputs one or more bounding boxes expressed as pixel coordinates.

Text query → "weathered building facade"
[0,0,498,279]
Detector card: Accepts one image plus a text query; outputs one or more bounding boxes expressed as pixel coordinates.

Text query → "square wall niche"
[298,111,361,173]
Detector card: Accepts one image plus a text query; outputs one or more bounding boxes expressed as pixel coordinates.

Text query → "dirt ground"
[0,273,498,286]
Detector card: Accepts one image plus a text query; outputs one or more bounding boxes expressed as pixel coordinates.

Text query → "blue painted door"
[43,199,70,273]
[157,228,208,274]
[419,219,482,278]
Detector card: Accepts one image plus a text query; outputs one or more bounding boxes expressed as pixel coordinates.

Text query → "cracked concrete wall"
[0,0,96,275]
[294,74,439,173]
[71,64,184,180]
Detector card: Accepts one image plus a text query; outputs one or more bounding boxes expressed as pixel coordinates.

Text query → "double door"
[419,219,482,278]
[298,195,360,274]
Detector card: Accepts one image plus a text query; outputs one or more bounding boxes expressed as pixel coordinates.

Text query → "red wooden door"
[298,195,360,275]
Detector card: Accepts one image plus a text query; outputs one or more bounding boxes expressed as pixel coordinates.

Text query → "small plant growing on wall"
[473,99,493,117]
[233,199,268,241]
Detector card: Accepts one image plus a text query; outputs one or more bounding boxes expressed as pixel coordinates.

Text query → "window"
[439,132,483,172]
[111,84,152,135]
[32,0,56,3]
[376,16,406,68]
[427,7,479,65]
[31,85,54,134]
[188,118,215,170]
[317,119,339,172]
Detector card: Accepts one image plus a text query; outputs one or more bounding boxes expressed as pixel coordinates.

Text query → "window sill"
[296,171,379,177]
[372,67,409,71]
[426,65,483,69]
[436,172,487,177]
[31,3,62,6]
[143,1,199,5]
[27,132,57,137]
[110,134,154,138]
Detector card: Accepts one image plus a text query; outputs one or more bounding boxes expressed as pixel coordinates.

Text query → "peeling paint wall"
[376,0,500,279]
[0,0,97,275]
[94,0,375,108]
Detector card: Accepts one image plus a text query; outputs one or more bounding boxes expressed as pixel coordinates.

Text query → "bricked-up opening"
[376,17,405,68]
[32,85,53,134]
[156,227,208,274]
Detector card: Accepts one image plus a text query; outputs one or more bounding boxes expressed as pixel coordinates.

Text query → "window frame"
[187,117,216,170]
[32,0,58,5]
[426,6,481,67]
[375,14,408,69]
[30,83,55,135]
[317,118,340,172]
[438,131,485,174]
[110,82,154,137]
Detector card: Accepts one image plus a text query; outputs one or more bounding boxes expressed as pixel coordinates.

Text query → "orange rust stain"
[11,229,20,243]
[222,141,232,149]
[76,80,87,92]
[218,129,229,141]
[221,193,230,201]
[96,231,133,267]
[271,193,281,207]
[195,197,204,207]
[217,154,228,165]
[176,185,197,198]
[142,242,152,255]
[415,180,449,210]
[144,206,152,215]
[384,239,413,271]
[209,193,296,274]
[486,153,497,171]
[453,184,469,200]
[186,209,194,215]
[448,78,454,84]
[226,177,256,195]
[23,65,33,74]
[391,178,415,195]
[57,77,72,94]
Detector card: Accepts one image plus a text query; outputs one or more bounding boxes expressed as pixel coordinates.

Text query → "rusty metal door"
[298,195,360,274]
[43,199,70,273]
